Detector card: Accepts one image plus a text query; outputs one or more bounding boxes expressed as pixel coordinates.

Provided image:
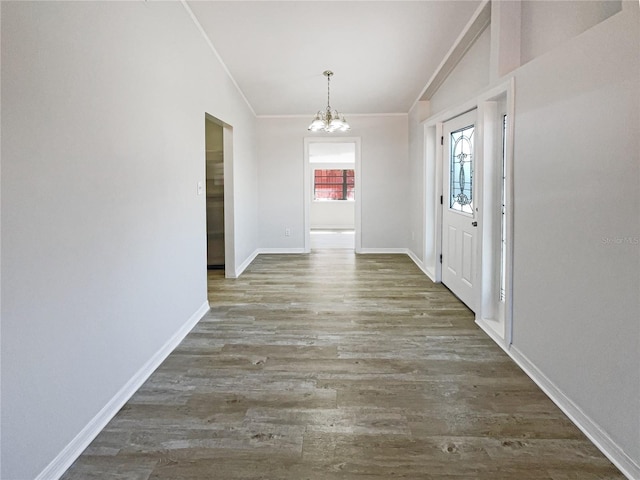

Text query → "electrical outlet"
[285,228,291,237]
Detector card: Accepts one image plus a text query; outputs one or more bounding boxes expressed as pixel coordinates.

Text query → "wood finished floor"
[61,250,625,479]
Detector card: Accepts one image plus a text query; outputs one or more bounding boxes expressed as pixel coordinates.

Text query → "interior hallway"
[61,251,624,479]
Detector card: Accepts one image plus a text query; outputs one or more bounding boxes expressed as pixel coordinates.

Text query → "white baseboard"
[424,266,436,282]
[357,248,409,254]
[232,248,259,278]
[258,248,306,254]
[310,225,355,230]
[405,250,436,282]
[508,346,640,480]
[406,249,432,278]
[36,301,211,480]
[407,249,639,480]
[475,317,508,353]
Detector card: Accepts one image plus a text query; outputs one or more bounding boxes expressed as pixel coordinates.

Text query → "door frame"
[303,137,362,253]
[441,109,479,311]
[205,113,236,278]
[423,78,515,348]
[475,85,514,346]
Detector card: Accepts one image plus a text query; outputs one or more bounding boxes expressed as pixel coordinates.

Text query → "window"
[449,124,474,214]
[314,169,354,201]
[500,114,507,302]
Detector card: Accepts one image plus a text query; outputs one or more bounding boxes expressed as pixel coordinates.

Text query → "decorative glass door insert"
[449,124,475,214]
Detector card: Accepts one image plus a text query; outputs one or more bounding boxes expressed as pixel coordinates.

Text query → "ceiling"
[187,1,482,116]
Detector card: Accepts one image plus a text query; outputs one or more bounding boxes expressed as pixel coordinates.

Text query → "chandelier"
[308,70,351,133]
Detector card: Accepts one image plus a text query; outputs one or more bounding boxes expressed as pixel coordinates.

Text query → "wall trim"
[475,317,508,352]
[310,224,356,230]
[412,0,491,110]
[256,113,408,119]
[35,301,211,480]
[232,248,259,278]
[508,346,640,480]
[258,248,306,254]
[181,1,256,117]
[357,248,408,255]
[406,249,435,281]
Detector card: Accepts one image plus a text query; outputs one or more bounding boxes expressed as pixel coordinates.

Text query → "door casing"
[423,78,515,348]
[303,137,362,253]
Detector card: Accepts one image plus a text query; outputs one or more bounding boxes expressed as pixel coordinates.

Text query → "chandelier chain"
[327,73,331,111]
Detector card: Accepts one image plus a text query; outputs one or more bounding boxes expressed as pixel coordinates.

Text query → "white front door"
[442,110,478,311]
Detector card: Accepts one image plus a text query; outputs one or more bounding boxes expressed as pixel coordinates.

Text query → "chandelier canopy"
[308,70,351,133]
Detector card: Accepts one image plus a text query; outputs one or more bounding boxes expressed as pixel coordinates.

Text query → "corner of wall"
[34,302,211,480]
[508,346,640,480]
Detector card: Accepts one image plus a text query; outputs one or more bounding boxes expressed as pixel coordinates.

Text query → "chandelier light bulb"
[309,112,325,132]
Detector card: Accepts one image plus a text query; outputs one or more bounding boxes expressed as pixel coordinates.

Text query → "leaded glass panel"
[500,114,507,302]
[449,124,474,214]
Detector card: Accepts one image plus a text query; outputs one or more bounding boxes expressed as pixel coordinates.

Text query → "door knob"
[471,221,478,227]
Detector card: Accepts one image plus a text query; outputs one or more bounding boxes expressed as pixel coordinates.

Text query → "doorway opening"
[205,117,225,269]
[437,101,512,330]
[303,138,362,252]
[204,114,236,279]
[424,80,514,348]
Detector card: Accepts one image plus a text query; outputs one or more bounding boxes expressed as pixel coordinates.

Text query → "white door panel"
[442,110,477,311]
[462,231,473,287]
[447,226,457,275]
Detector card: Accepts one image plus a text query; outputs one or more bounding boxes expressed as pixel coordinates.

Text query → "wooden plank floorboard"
[61,250,625,479]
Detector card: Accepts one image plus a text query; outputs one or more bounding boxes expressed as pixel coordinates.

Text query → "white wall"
[310,201,355,230]
[428,25,491,116]
[257,115,409,250]
[409,3,640,475]
[520,0,621,64]
[0,2,258,479]
[407,101,429,263]
[512,6,639,469]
